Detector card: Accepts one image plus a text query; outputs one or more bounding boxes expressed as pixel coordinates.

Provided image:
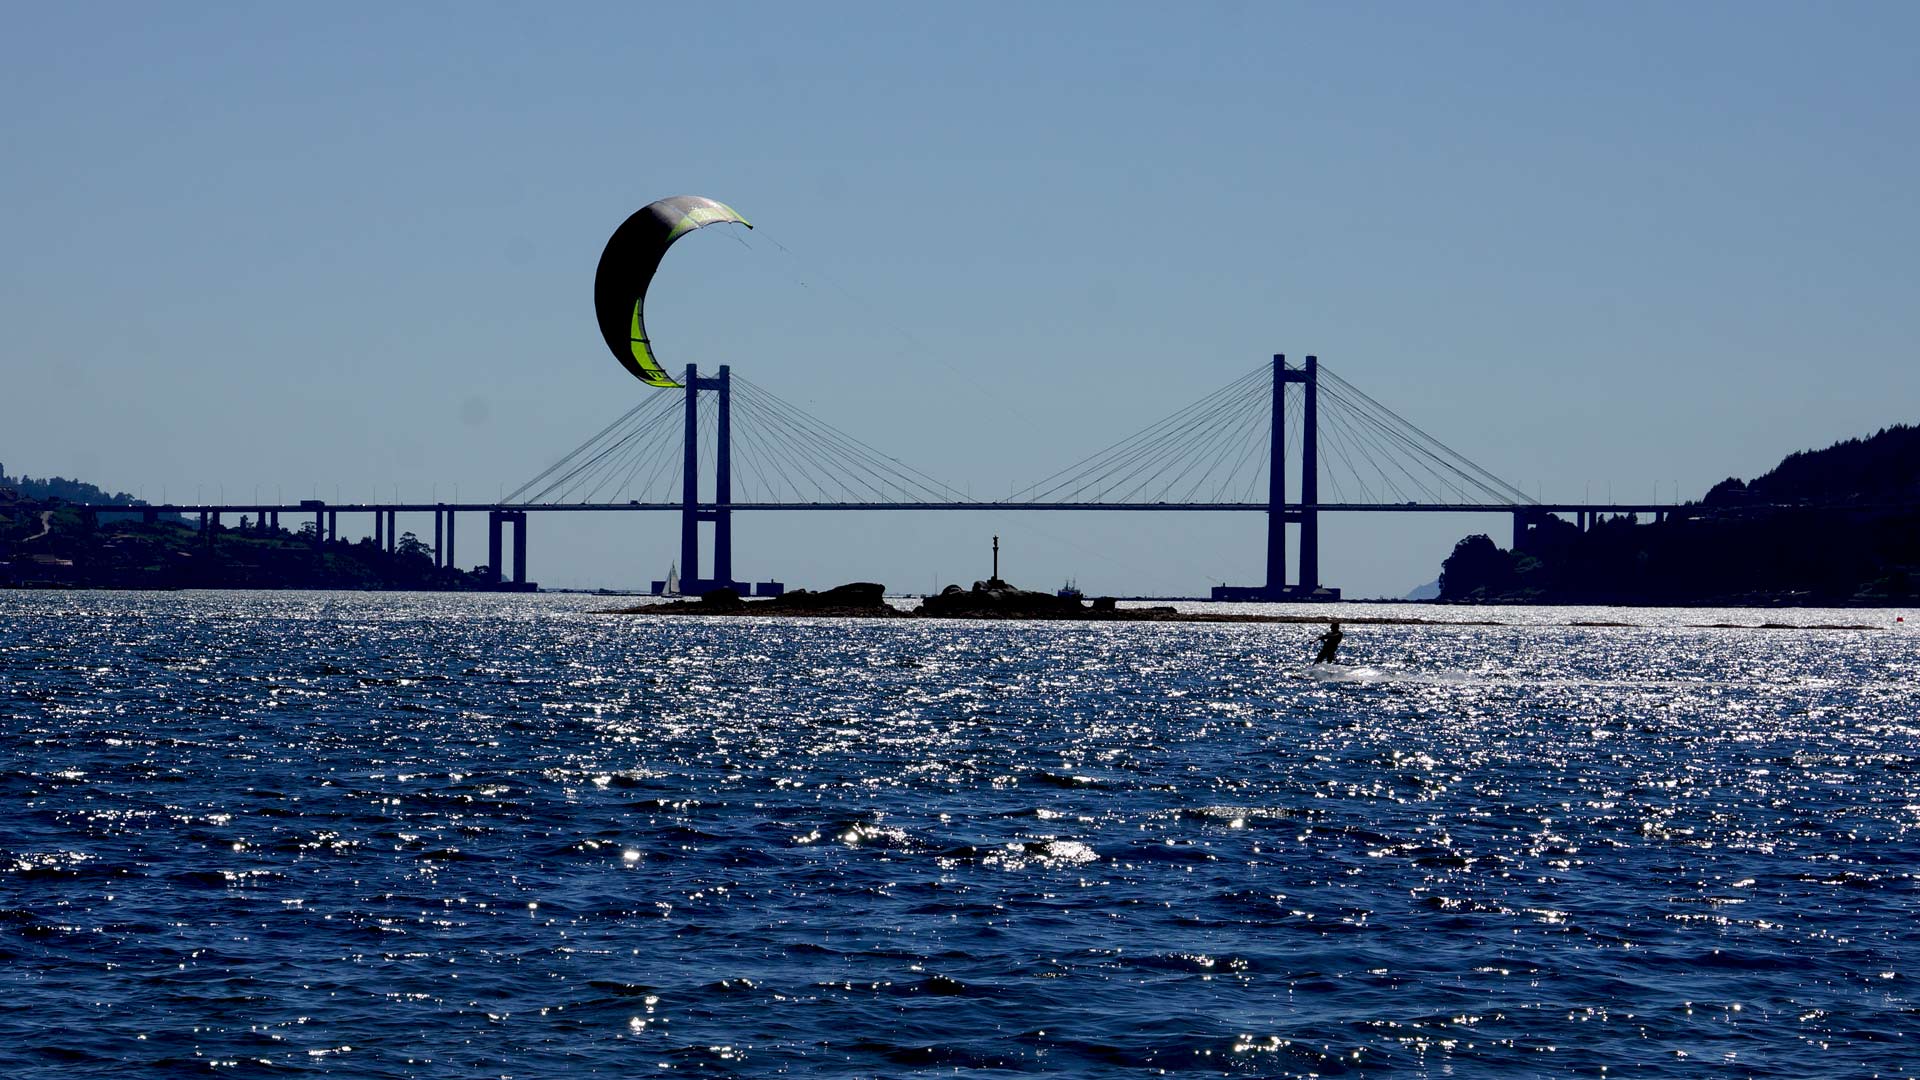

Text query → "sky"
[4,2,1915,596]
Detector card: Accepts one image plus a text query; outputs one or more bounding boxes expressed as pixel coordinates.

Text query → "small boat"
[1056,579,1083,600]
[651,561,682,597]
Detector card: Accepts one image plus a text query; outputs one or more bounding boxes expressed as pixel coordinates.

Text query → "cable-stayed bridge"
[61,354,1711,597]
[504,355,1572,599]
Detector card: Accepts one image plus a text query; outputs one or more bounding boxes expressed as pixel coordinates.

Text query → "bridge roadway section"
[54,499,1705,590]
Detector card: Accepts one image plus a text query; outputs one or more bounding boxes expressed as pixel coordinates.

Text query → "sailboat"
[652,561,682,597]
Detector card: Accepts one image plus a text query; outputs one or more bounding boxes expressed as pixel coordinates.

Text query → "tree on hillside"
[1439,534,1511,599]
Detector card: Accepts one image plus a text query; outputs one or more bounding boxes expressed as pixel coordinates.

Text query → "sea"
[2,591,1915,1078]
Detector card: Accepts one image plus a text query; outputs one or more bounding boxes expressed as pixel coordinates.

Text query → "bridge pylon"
[1212,354,1341,602]
[661,363,785,598]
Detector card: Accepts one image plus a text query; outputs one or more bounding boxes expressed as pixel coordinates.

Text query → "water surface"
[3,591,1915,1076]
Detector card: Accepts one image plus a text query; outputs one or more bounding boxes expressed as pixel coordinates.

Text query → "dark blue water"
[3,592,1916,1077]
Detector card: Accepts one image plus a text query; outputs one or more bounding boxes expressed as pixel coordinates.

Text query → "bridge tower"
[1213,353,1341,602]
[665,363,784,597]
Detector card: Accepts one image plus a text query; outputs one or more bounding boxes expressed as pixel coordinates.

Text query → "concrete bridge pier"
[434,508,443,568]
[486,510,529,589]
[511,513,526,585]
[488,513,501,583]
[1512,508,1551,551]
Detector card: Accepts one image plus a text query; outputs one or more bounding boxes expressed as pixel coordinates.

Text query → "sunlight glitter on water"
[1,590,1916,1076]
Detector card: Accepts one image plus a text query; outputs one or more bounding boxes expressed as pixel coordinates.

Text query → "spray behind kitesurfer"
[1313,620,1344,664]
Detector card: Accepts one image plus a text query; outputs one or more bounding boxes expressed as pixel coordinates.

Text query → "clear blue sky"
[4,2,1915,595]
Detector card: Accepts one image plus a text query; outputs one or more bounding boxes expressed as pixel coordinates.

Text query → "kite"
[593,195,752,388]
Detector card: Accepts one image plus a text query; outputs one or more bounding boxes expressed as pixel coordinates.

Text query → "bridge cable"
[1014,364,1268,503]
[1319,366,1534,504]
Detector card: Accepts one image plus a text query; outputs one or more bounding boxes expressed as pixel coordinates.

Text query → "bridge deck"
[53,501,1691,515]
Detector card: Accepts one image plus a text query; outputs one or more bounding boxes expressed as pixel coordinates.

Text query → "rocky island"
[612,577,1493,626]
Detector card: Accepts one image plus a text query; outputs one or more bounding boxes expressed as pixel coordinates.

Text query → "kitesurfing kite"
[593,195,752,388]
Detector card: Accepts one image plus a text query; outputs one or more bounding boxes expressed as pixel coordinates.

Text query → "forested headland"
[1437,425,1920,605]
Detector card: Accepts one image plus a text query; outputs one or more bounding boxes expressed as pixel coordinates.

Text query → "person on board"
[1313,620,1344,664]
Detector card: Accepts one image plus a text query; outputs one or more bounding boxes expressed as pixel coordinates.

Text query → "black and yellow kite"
[593,195,752,388]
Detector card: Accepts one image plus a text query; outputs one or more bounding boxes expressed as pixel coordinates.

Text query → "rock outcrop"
[915,578,1097,619]
[761,581,898,615]
[633,581,903,617]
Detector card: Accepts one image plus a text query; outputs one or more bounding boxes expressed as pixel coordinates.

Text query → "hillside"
[0,465,189,525]
[1437,425,1919,605]
[1702,424,1920,507]
[1,472,493,590]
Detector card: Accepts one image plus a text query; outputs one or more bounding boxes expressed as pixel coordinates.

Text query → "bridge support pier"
[487,510,532,590]
[512,514,526,585]
[1214,353,1339,602]
[488,512,502,584]
[434,509,443,568]
[1512,508,1558,551]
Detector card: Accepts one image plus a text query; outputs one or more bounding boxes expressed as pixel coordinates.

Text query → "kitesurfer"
[1313,620,1343,664]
